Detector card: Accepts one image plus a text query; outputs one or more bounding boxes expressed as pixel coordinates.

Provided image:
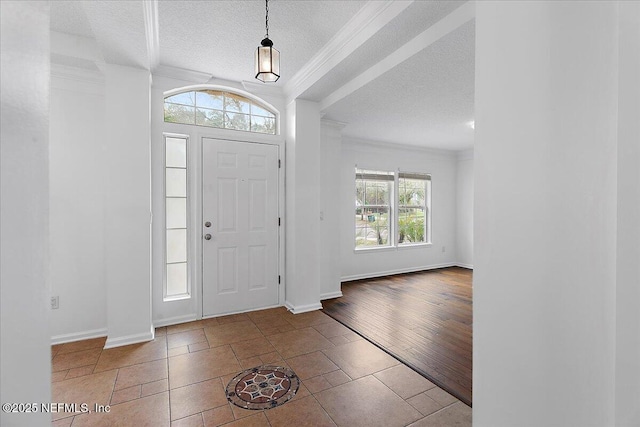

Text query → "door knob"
[204,234,212,240]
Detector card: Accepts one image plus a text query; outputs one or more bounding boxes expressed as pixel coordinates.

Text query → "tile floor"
[51,307,472,426]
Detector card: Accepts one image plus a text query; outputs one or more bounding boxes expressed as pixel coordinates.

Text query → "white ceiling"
[324,19,475,150]
[49,0,475,151]
[158,1,366,85]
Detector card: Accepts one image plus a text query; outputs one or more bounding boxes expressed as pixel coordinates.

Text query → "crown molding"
[320,1,475,111]
[154,64,213,83]
[143,0,160,72]
[241,80,285,99]
[342,136,457,157]
[457,148,474,161]
[321,118,347,130]
[51,62,105,85]
[284,0,413,102]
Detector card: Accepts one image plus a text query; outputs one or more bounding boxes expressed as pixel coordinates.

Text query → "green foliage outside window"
[355,169,430,248]
[398,211,425,243]
[164,90,276,134]
[398,178,426,244]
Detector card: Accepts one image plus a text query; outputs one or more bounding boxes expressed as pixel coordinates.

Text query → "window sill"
[353,243,433,254]
[397,242,432,250]
[354,246,397,254]
[354,242,432,253]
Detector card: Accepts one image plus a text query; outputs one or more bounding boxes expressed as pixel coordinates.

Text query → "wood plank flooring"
[322,267,473,406]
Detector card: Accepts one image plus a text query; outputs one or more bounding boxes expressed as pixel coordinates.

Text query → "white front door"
[202,138,279,316]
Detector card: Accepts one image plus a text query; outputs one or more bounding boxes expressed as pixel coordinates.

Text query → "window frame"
[163,133,191,301]
[354,167,432,252]
[163,87,279,135]
[396,172,431,247]
[355,169,395,249]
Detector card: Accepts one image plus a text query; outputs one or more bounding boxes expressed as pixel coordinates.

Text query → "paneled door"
[202,138,279,316]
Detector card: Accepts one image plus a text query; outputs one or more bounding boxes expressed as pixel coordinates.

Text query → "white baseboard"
[456,263,474,269]
[104,327,155,349]
[202,304,282,320]
[340,262,457,282]
[285,301,323,314]
[153,314,198,328]
[320,291,343,300]
[51,328,108,346]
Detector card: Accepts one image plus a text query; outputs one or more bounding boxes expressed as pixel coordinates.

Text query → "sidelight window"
[164,135,190,300]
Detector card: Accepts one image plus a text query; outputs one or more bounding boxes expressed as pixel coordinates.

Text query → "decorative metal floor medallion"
[226,365,300,410]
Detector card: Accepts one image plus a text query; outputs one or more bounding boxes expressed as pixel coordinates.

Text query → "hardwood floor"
[322,267,473,406]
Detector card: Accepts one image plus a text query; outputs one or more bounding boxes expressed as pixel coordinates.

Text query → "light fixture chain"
[265,0,269,38]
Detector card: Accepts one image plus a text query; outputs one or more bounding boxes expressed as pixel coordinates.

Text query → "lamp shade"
[255,37,280,83]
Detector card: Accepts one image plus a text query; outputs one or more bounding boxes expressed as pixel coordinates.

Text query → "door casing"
[201,137,281,317]
[153,125,285,325]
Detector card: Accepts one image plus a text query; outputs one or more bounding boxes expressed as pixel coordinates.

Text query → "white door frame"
[199,136,284,318]
[153,122,285,325]
[151,82,287,327]
[191,130,285,320]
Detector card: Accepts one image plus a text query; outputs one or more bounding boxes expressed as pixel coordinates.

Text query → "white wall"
[50,71,108,342]
[319,121,344,299]
[455,151,473,269]
[340,139,458,281]
[104,64,153,347]
[47,56,154,348]
[615,2,640,425]
[0,2,52,425]
[285,99,323,312]
[474,2,619,426]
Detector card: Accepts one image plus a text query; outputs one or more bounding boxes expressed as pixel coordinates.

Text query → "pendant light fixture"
[255,0,280,82]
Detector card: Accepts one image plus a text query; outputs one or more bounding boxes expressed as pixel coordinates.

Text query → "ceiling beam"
[284,0,414,103]
[143,0,160,71]
[319,1,475,111]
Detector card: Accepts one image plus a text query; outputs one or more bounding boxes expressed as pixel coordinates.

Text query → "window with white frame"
[355,168,431,249]
[398,172,431,245]
[164,135,189,299]
[355,169,393,247]
[164,90,276,135]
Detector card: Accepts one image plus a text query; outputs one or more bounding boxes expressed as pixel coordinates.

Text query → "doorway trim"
[152,85,286,327]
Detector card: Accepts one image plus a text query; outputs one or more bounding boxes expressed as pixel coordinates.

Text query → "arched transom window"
[164,89,277,135]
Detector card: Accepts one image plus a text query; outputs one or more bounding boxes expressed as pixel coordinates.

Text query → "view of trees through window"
[164,90,276,135]
[355,170,393,247]
[398,174,428,244]
[355,168,430,248]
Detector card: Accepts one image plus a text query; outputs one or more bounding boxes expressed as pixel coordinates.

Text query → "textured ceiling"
[158,1,366,86]
[323,20,475,151]
[48,0,475,151]
[300,0,466,101]
[50,1,94,38]
[81,0,149,69]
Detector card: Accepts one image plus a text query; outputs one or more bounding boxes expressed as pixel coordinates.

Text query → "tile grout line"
[107,363,120,407]
[164,328,173,424]
[58,311,392,426]
[309,391,340,427]
[417,400,461,421]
